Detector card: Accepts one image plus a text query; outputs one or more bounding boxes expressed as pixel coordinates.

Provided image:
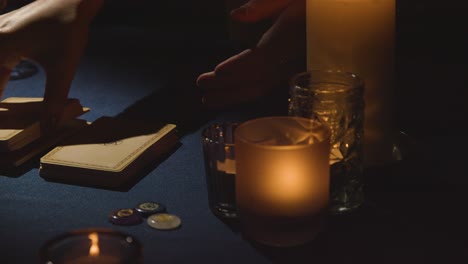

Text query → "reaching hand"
[197,0,305,110]
[0,0,103,130]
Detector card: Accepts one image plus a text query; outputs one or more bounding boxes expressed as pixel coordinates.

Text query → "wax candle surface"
[306,0,395,166]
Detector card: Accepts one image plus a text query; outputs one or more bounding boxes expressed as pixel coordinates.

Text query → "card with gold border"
[39,116,179,189]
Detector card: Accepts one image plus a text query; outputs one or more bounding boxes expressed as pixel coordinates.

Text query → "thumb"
[40,60,76,132]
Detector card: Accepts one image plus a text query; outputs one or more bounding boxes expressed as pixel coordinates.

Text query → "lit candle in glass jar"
[40,229,142,264]
[66,233,119,264]
[235,116,330,247]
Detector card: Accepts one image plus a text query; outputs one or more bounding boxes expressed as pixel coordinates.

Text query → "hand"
[0,0,103,130]
[197,0,305,110]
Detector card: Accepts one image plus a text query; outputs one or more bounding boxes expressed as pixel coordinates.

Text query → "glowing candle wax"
[306,0,396,166]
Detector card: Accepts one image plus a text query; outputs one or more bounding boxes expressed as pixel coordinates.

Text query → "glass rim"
[290,70,364,94]
[234,116,330,150]
[202,122,238,146]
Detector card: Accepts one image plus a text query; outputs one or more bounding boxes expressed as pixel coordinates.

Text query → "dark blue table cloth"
[1,18,467,263]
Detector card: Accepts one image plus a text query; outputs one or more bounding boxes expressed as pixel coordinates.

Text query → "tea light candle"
[40,229,142,264]
[66,233,120,264]
[235,117,330,247]
[67,255,119,264]
[306,0,395,166]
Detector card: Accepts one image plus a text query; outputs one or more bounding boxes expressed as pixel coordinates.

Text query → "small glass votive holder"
[289,70,365,214]
[39,228,142,264]
[202,122,238,219]
[235,116,330,247]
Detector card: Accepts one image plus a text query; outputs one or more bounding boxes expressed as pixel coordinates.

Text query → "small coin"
[147,213,181,230]
[135,202,166,217]
[109,208,142,226]
[117,209,134,217]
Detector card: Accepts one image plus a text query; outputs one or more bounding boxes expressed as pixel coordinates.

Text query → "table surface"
[1,13,467,263]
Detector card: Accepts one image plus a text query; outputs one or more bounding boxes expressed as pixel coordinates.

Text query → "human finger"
[40,59,77,132]
[213,49,265,77]
[197,58,277,110]
[198,73,268,110]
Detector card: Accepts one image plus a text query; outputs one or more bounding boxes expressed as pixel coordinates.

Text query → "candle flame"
[88,232,100,257]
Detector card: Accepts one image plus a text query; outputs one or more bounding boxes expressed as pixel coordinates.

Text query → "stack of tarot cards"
[0,97,89,168]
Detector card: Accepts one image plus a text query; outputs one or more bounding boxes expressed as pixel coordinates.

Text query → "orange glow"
[267,160,309,203]
[88,232,100,257]
[216,159,236,174]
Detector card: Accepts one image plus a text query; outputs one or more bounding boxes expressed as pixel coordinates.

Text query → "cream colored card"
[0,97,89,152]
[40,117,177,173]
[0,119,88,167]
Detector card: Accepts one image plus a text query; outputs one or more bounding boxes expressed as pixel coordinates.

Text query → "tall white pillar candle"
[306,0,395,167]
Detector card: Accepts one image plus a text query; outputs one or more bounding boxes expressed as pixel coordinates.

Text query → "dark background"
[89,0,468,136]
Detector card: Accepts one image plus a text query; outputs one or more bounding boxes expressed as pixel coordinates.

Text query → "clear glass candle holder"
[202,122,239,219]
[289,70,365,214]
[235,116,330,247]
[39,228,142,264]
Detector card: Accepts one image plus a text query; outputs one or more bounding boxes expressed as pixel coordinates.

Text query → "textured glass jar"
[289,70,365,214]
